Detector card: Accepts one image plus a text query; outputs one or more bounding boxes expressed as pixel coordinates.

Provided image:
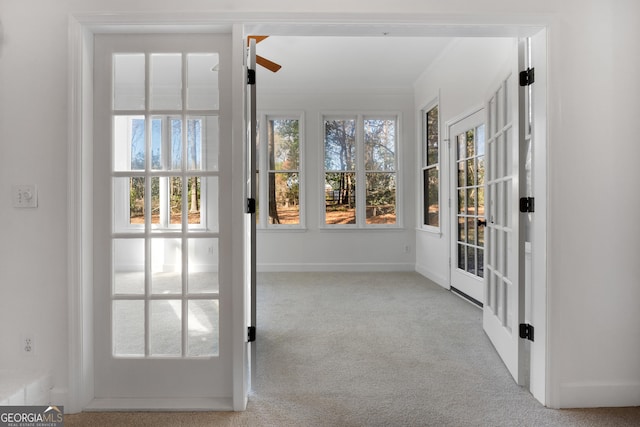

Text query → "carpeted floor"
[66,272,640,426]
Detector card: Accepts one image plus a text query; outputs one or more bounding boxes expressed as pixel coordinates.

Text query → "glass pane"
[113,239,145,295]
[170,118,183,170]
[458,244,466,270]
[364,119,396,171]
[188,300,219,357]
[477,156,486,186]
[150,53,182,110]
[466,129,475,158]
[325,172,356,224]
[129,177,145,224]
[467,217,477,246]
[424,167,439,227]
[478,249,485,278]
[114,116,145,171]
[457,189,465,215]
[467,188,476,215]
[185,177,202,226]
[324,119,356,171]
[150,177,160,225]
[171,116,218,172]
[150,300,182,356]
[151,238,182,294]
[478,187,485,220]
[169,177,183,226]
[113,54,145,111]
[457,161,465,188]
[196,176,219,232]
[366,172,396,224]
[426,106,439,166]
[457,133,465,160]
[187,53,219,110]
[458,217,466,243]
[188,238,219,294]
[268,172,300,225]
[151,117,163,170]
[268,119,299,171]
[466,159,475,186]
[477,124,486,156]
[478,218,486,246]
[186,118,203,171]
[468,247,477,275]
[113,300,144,356]
[202,116,219,171]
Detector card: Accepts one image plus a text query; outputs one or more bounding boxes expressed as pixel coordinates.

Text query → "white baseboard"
[84,397,233,411]
[257,262,415,273]
[557,381,640,408]
[415,264,449,289]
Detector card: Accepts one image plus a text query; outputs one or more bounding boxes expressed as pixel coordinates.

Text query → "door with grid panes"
[449,110,486,304]
[93,34,232,404]
[482,65,526,385]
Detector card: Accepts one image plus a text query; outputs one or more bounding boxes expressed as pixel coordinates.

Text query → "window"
[257,114,303,228]
[323,115,398,227]
[422,104,439,228]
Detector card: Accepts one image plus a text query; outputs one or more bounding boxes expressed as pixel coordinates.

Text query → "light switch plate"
[12,184,38,208]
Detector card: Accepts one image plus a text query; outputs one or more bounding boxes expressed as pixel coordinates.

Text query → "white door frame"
[68,12,549,412]
[447,107,487,306]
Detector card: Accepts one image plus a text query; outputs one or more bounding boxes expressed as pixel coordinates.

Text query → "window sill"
[416,226,442,237]
[257,227,308,233]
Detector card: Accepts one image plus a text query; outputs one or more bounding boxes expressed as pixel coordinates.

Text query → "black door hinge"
[519,197,535,213]
[519,323,534,342]
[247,69,256,85]
[248,326,256,342]
[519,68,535,86]
[247,198,256,214]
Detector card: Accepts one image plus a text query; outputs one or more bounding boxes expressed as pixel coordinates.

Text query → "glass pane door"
[455,124,486,279]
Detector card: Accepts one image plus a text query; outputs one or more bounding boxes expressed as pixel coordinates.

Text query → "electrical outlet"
[23,335,35,355]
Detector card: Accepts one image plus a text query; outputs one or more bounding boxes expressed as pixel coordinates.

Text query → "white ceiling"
[254,36,455,92]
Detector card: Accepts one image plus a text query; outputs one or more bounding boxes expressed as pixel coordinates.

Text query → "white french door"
[449,110,486,305]
[92,33,233,407]
[482,64,525,384]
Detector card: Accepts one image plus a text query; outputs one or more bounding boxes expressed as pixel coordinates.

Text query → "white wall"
[0,0,639,410]
[413,38,516,287]
[256,90,416,271]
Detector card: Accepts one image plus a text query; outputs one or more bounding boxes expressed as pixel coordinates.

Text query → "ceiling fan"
[248,35,282,73]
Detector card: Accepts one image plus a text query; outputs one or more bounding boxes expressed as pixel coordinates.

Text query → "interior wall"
[0,0,638,411]
[256,90,416,272]
[413,38,516,287]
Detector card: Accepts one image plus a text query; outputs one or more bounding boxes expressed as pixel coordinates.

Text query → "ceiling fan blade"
[256,54,282,73]
[247,35,269,45]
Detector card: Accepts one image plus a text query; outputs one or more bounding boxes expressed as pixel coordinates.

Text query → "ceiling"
[253,36,455,93]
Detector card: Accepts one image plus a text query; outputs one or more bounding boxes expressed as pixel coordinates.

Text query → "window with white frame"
[323,114,398,227]
[256,114,303,228]
[422,103,440,228]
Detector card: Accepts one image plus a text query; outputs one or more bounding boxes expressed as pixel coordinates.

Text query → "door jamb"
[68,12,549,412]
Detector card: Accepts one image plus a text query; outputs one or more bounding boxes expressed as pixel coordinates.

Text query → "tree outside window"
[423,104,439,228]
[324,115,398,226]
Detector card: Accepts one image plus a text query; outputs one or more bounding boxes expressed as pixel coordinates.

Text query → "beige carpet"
[66,272,640,426]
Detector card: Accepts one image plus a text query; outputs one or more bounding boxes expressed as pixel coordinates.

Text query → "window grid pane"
[424,105,439,227]
[111,50,220,359]
[267,118,301,226]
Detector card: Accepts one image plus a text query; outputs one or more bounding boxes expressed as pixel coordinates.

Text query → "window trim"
[320,111,401,229]
[420,98,441,233]
[256,111,306,230]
